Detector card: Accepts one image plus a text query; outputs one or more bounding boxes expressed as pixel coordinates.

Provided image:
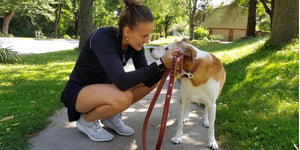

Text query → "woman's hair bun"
[121,0,144,7]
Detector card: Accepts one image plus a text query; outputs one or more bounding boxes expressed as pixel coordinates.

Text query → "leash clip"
[181,70,194,78]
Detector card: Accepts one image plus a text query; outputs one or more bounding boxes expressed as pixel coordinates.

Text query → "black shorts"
[60,81,84,122]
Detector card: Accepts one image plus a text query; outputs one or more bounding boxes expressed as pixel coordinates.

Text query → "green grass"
[0,50,79,150]
[0,36,298,149]
[197,37,299,150]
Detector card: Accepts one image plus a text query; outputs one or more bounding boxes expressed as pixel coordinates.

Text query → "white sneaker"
[101,113,134,136]
[77,115,113,141]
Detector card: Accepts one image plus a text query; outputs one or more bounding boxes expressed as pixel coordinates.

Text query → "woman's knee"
[113,90,133,111]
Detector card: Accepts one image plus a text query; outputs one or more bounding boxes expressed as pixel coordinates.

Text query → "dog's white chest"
[180,77,220,105]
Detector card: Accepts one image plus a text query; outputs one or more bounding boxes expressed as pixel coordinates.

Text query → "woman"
[60,0,178,142]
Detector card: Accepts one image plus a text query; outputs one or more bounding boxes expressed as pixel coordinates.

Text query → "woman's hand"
[160,49,180,69]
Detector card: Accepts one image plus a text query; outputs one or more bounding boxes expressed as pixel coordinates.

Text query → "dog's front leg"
[203,106,209,127]
[207,104,218,150]
[183,103,190,123]
[172,99,190,144]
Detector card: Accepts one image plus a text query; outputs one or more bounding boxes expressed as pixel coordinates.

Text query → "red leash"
[142,54,182,150]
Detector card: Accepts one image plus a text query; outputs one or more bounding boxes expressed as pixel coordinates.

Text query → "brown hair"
[118,0,154,31]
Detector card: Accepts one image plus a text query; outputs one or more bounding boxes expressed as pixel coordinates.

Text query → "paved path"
[5,38,219,150]
[0,37,79,54]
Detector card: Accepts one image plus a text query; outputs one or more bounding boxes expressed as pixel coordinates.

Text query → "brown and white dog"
[149,39,226,150]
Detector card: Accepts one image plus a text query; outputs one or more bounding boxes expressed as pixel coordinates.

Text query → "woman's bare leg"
[130,83,157,103]
[75,83,156,122]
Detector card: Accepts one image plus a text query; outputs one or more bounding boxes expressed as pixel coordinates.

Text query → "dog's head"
[149,38,197,63]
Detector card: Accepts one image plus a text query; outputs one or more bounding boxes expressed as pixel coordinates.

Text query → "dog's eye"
[165,47,169,50]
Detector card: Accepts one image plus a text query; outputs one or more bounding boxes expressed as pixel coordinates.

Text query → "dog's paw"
[171,137,182,144]
[208,141,218,150]
[203,121,209,128]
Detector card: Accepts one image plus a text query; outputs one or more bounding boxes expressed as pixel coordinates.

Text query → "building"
[201,5,248,41]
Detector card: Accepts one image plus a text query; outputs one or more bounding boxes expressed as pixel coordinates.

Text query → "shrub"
[257,20,271,32]
[194,26,209,40]
[0,42,21,64]
[150,33,160,41]
[62,34,71,39]
[0,33,14,37]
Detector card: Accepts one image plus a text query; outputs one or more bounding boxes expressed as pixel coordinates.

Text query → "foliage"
[149,33,160,41]
[0,0,57,37]
[145,0,186,37]
[193,26,209,40]
[93,0,120,29]
[0,42,20,64]
[257,19,271,32]
[168,22,189,36]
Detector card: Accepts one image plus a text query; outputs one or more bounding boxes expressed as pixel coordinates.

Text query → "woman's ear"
[123,26,131,37]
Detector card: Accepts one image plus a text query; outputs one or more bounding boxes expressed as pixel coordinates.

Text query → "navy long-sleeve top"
[68,27,164,91]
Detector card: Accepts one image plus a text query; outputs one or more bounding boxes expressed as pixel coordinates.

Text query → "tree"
[79,0,94,49]
[51,0,73,38]
[246,0,257,37]
[145,0,185,38]
[72,0,80,38]
[93,0,120,29]
[185,0,211,40]
[187,0,198,40]
[269,0,299,42]
[0,0,18,34]
[0,0,55,35]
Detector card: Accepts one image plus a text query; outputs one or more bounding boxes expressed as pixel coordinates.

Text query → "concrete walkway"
[0,37,79,55]
[26,41,216,150]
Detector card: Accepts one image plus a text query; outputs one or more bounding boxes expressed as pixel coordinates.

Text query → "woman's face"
[125,22,154,51]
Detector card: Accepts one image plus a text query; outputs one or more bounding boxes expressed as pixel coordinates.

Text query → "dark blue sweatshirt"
[68,27,164,91]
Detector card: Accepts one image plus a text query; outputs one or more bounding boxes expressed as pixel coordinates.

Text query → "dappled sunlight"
[166,118,176,127]
[129,139,138,149]
[182,134,207,145]
[276,101,299,116]
[0,61,74,82]
[0,81,13,87]
[64,121,76,129]
[209,38,267,66]
[125,107,148,112]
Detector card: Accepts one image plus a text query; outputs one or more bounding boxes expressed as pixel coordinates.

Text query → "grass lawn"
[0,36,298,149]
[196,37,299,150]
[0,50,79,149]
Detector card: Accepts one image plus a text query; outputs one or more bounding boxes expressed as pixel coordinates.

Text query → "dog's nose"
[149,48,154,53]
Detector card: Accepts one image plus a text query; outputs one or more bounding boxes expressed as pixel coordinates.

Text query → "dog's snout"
[149,48,154,52]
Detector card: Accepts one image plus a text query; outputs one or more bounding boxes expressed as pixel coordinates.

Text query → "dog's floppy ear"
[184,46,196,63]
[182,38,191,43]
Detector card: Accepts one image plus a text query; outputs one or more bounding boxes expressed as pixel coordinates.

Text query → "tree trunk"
[188,0,197,41]
[189,16,195,41]
[74,14,79,39]
[2,11,15,35]
[269,0,299,42]
[164,20,170,39]
[79,0,94,49]
[54,7,62,38]
[246,0,257,37]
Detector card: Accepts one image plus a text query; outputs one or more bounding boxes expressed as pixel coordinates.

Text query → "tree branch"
[259,0,271,16]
